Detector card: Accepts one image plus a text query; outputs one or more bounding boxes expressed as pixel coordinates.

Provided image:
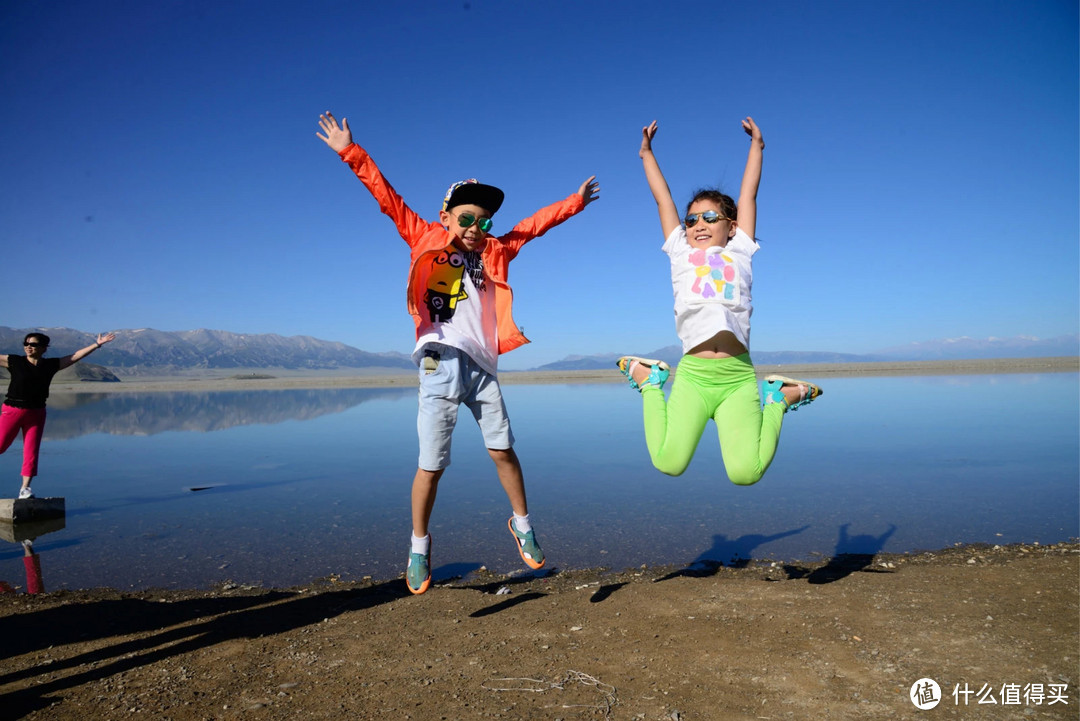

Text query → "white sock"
[513,513,532,534]
[410,533,430,555]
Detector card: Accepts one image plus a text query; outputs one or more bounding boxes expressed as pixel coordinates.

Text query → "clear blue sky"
[2,0,1076,369]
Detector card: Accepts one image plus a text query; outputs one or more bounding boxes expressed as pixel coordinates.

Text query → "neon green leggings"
[640,353,785,484]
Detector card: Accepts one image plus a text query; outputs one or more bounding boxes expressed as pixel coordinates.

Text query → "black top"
[4,356,62,409]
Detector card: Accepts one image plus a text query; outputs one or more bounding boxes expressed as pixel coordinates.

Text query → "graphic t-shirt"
[663,225,759,354]
[411,247,499,374]
[4,356,62,408]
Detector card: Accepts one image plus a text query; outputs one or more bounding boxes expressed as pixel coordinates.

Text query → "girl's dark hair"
[686,189,736,220]
[23,332,50,347]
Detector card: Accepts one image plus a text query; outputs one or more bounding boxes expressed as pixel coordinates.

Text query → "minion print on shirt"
[687,247,740,305]
[423,249,469,322]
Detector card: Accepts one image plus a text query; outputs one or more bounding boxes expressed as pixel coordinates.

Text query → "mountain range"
[0,326,414,376]
[531,334,1079,371]
[1,326,1075,377]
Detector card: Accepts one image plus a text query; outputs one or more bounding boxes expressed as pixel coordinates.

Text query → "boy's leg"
[464,369,518,504]
[713,377,785,486]
[410,347,464,594]
[463,370,544,569]
[488,447,526,516]
[641,369,712,477]
[411,467,445,538]
[492,447,546,570]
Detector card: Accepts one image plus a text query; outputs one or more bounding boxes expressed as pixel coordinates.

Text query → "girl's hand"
[96,332,116,346]
[741,117,764,149]
[640,120,658,158]
[317,112,353,152]
[577,176,600,207]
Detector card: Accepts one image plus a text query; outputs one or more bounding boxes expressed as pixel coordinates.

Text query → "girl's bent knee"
[652,459,690,477]
[727,469,764,486]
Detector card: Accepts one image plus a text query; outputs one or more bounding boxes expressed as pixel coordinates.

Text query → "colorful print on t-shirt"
[423,249,469,322]
[688,248,738,303]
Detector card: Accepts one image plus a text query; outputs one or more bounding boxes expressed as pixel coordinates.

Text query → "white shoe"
[18,487,34,500]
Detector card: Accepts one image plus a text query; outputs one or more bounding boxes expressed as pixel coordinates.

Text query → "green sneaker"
[406,542,431,595]
[508,518,545,570]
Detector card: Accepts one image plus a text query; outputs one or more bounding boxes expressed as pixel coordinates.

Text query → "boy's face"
[439,203,492,253]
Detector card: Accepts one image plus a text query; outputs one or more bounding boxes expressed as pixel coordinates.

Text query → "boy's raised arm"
[497,175,599,252]
[640,121,681,240]
[737,117,764,242]
[577,175,600,208]
[317,110,429,244]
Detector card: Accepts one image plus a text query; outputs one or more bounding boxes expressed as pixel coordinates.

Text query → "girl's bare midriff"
[688,330,747,359]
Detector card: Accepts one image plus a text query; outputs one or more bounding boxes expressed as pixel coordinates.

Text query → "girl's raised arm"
[640,121,682,240]
[737,117,764,241]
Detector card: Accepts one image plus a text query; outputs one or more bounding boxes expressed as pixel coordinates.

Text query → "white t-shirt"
[412,250,499,375]
[663,225,759,354]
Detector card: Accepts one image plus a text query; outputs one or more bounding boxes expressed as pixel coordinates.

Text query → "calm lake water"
[1,373,1077,591]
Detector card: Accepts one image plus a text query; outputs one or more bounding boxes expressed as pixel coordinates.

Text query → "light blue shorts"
[416,344,514,471]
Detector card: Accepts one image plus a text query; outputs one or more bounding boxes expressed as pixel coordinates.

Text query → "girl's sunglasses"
[24,342,46,348]
[684,210,729,227]
[452,212,493,233]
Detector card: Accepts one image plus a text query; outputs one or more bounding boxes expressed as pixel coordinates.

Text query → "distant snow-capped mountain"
[532,345,882,371]
[0,326,414,375]
[531,334,1079,371]
[874,334,1079,360]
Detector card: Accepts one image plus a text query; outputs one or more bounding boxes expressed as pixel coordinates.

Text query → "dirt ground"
[1,541,1076,721]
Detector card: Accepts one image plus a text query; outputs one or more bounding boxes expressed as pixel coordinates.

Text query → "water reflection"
[45,387,414,439]
[0,373,1074,592]
[0,518,66,594]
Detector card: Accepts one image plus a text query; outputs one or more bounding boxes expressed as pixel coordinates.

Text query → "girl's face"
[685,199,737,249]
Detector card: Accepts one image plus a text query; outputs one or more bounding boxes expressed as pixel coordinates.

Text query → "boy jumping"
[317,111,599,594]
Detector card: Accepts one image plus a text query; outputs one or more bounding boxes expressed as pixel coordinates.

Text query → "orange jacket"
[339,143,585,355]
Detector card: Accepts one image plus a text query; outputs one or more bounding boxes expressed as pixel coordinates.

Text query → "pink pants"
[0,404,47,478]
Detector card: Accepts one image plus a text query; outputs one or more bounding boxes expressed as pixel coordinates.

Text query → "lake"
[1,373,1077,592]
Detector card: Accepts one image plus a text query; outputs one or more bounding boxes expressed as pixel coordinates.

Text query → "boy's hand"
[317,111,353,152]
[741,116,764,149]
[577,176,600,207]
[639,120,658,158]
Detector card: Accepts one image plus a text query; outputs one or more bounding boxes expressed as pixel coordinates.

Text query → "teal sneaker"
[763,375,823,412]
[762,378,786,406]
[508,517,545,570]
[616,356,670,392]
[406,542,431,595]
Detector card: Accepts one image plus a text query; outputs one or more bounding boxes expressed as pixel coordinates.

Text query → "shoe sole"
[407,574,431,595]
[617,356,671,373]
[507,518,545,570]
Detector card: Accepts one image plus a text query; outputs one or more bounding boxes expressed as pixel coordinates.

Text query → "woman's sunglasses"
[684,210,730,227]
[452,212,493,233]
[24,342,46,348]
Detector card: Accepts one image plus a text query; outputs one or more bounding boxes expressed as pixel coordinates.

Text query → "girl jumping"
[618,118,821,483]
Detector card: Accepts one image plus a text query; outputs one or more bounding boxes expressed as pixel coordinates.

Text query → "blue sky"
[2,0,1076,369]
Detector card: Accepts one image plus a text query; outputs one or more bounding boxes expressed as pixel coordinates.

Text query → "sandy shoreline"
[2,541,1076,720]
[48,356,1079,394]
